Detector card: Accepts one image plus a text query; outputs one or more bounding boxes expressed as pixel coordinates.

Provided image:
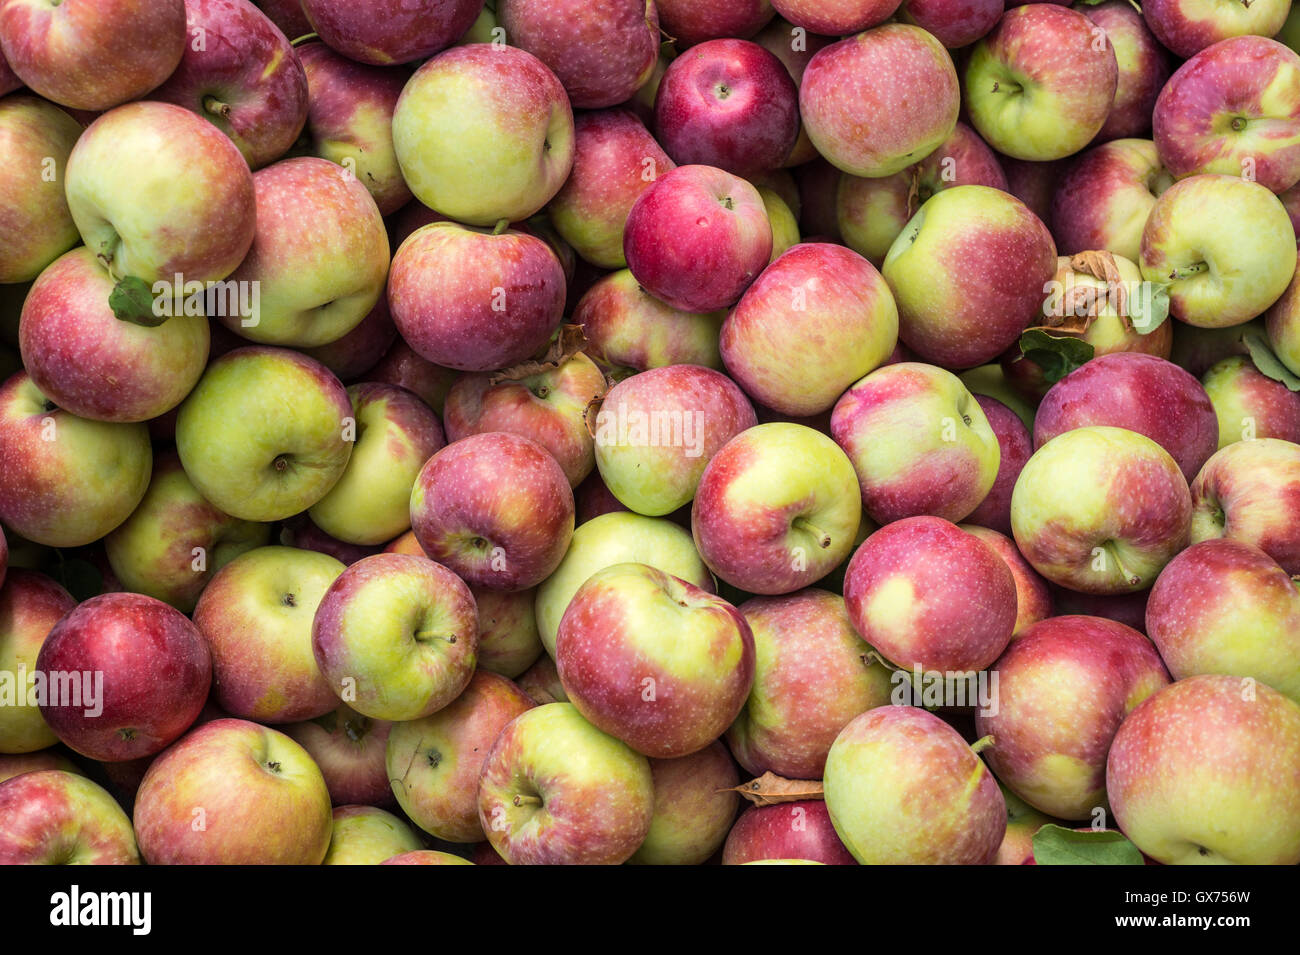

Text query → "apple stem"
[1168,262,1209,280]
[1106,543,1142,588]
[413,630,457,645]
[512,794,542,808]
[203,96,232,118]
[793,517,832,549]
[492,218,510,236]
[970,735,995,755]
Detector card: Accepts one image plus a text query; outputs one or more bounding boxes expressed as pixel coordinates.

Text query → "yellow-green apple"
[964,395,1033,536]
[283,704,393,807]
[470,586,544,678]
[308,383,445,546]
[535,511,713,657]
[1080,0,1173,143]
[1147,539,1300,703]
[1142,0,1290,59]
[1202,355,1300,448]
[831,362,1001,524]
[1154,37,1300,193]
[150,0,308,169]
[654,38,797,177]
[35,593,211,762]
[498,0,660,108]
[1052,139,1172,262]
[63,101,256,287]
[1034,354,1219,483]
[899,0,1003,48]
[410,433,574,591]
[594,364,757,516]
[548,110,674,270]
[1010,425,1192,593]
[383,849,473,864]
[517,654,568,704]
[995,785,1058,864]
[19,247,209,422]
[722,800,857,865]
[133,717,333,864]
[843,516,1017,672]
[388,222,565,373]
[721,244,898,416]
[0,372,151,548]
[837,122,1008,265]
[0,94,80,283]
[1268,268,1300,375]
[369,339,459,416]
[175,347,354,523]
[882,186,1058,368]
[302,299,398,382]
[623,164,773,312]
[757,186,799,260]
[960,525,1054,638]
[300,0,481,64]
[1141,174,1296,328]
[387,669,535,842]
[1106,674,1300,864]
[0,750,82,784]
[692,422,861,594]
[0,570,74,753]
[726,588,893,779]
[392,44,575,225]
[443,353,608,487]
[656,0,774,46]
[975,615,1170,819]
[254,0,310,36]
[311,553,478,720]
[0,0,185,110]
[800,24,959,178]
[1189,437,1300,574]
[0,770,139,864]
[824,706,1006,864]
[965,5,1118,161]
[753,17,832,168]
[573,270,725,374]
[627,741,740,865]
[771,0,899,33]
[555,562,755,757]
[322,805,422,864]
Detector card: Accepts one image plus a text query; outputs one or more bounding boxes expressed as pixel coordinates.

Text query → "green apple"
[322,805,422,865]
[0,94,81,284]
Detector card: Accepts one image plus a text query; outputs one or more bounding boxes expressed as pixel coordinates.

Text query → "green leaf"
[1019,329,1095,383]
[1128,282,1170,335]
[108,276,168,327]
[1244,327,1300,391]
[1032,824,1145,865]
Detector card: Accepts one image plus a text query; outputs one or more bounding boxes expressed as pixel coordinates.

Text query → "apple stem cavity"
[793,517,832,549]
[1169,262,1210,281]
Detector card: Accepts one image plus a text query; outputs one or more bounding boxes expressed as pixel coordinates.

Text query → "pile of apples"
[2,0,1300,868]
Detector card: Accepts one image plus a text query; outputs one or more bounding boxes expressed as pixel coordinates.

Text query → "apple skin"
[824,706,1007,864]
[995,786,1058,864]
[976,615,1170,820]
[1141,174,1296,328]
[393,44,575,226]
[556,562,755,758]
[1107,674,1300,864]
[801,24,960,179]
[312,553,479,721]
[389,222,565,373]
[467,587,543,678]
[19,247,209,423]
[1011,426,1192,594]
[387,669,535,842]
[655,0,775,47]
[0,0,186,111]
[1052,139,1173,263]
[721,244,899,417]
[1080,0,1172,143]
[1154,37,1300,194]
[771,0,899,33]
[1034,354,1219,484]
[383,850,473,864]
[0,372,151,549]
[300,0,481,65]
[831,362,1001,525]
[301,298,398,382]
[322,805,422,865]
[517,654,568,705]
[960,526,1054,638]
[882,185,1058,369]
[254,0,311,37]
[575,271,724,375]
[133,718,334,865]
[1202,355,1300,449]
[0,45,19,94]
[692,422,862,595]
[0,770,139,864]
[722,800,857,865]
[1189,438,1300,575]
[751,18,832,168]
[0,94,81,284]
[1142,0,1291,60]
[0,750,81,784]
[627,741,740,865]
[1268,268,1300,376]
[477,702,654,865]
[283,704,394,808]
[64,101,256,286]
[623,164,773,313]
[726,589,893,779]
[1147,539,1300,704]
[369,340,460,417]
[898,0,1002,48]
[964,395,1032,537]
[0,570,76,754]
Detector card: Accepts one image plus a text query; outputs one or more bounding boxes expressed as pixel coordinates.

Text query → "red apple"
[898,0,1003,48]
[964,395,1033,537]
[1189,437,1300,575]
[1142,0,1290,59]
[0,770,139,864]
[368,339,459,416]
[627,741,741,865]
[283,704,395,808]
[573,270,724,373]
[722,800,858,865]
[300,0,482,64]
[1052,138,1172,263]
[960,525,1054,637]
[655,0,775,47]
[0,94,81,284]
[1081,0,1172,143]
[771,0,900,34]
[1202,355,1300,448]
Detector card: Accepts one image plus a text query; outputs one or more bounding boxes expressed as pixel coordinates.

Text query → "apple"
[301,299,398,383]
[278,517,379,567]
[254,0,311,37]
[1268,269,1300,376]
[999,154,1066,230]
[133,718,334,864]
[322,805,422,864]
[0,372,151,548]
[0,94,80,283]
[1142,0,1290,59]
[752,17,833,168]
[1107,674,1300,864]
[392,44,575,226]
[517,655,568,705]
[655,0,774,47]
[0,0,186,110]
[722,800,857,865]
[0,45,19,94]
[1189,437,1300,575]
[770,0,899,34]
[824,706,1006,864]
[898,0,1001,48]
[175,347,354,523]
[623,164,773,313]
[476,702,654,865]
[995,786,1058,864]
[960,525,1054,638]
[1052,138,1173,262]
[627,741,740,865]
[965,5,1118,161]
[958,364,1037,432]
[1081,0,1173,143]
[383,850,473,864]
[0,750,81,784]
[1011,426,1192,593]
[0,770,139,864]
[963,395,1033,537]
[300,0,481,64]
[0,570,75,754]
[471,586,545,679]
[283,704,394,808]
[1202,355,1300,449]
[368,339,459,416]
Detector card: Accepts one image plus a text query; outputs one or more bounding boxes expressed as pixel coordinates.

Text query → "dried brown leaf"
[488,324,588,385]
[724,771,825,806]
